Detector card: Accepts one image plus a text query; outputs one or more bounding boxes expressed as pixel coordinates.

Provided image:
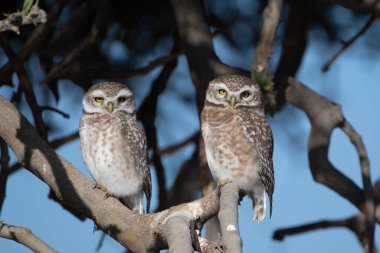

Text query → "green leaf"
[251,70,274,93]
[21,0,34,16]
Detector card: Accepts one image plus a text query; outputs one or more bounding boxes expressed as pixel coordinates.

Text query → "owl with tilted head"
[201,74,274,222]
[79,82,151,214]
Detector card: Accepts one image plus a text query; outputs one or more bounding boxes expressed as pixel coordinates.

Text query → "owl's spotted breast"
[201,106,262,191]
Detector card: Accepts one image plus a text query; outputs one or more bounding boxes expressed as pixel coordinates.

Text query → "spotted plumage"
[201,75,274,222]
[80,82,151,213]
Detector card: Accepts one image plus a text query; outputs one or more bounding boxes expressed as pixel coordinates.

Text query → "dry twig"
[0,221,57,253]
[321,14,378,72]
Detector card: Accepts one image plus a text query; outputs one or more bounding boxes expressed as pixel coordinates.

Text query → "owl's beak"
[107,102,114,113]
[229,97,236,108]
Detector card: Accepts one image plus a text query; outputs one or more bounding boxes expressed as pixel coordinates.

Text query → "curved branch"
[327,0,380,14]
[285,77,377,251]
[0,94,221,251]
[0,222,57,253]
[321,14,378,72]
[273,214,375,252]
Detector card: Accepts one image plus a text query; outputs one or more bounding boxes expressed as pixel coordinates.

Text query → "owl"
[79,82,151,214]
[201,75,274,222]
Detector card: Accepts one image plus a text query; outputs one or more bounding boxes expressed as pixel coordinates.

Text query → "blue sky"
[1,27,380,253]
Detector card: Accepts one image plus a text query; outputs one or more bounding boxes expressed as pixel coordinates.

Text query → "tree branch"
[4,131,79,177]
[252,0,283,74]
[273,0,313,110]
[0,0,70,86]
[326,0,380,14]
[321,14,378,72]
[0,221,57,253]
[164,214,194,253]
[218,181,242,253]
[0,34,48,140]
[273,214,376,252]
[285,77,377,251]
[0,95,222,251]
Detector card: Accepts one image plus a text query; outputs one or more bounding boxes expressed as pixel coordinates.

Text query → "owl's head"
[205,75,263,111]
[83,82,135,114]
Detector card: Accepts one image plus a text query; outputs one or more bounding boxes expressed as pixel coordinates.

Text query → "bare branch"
[0,34,47,140]
[0,221,57,253]
[40,106,70,118]
[218,181,242,253]
[326,0,380,14]
[321,14,378,72]
[169,0,246,108]
[157,132,198,156]
[252,0,283,74]
[273,214,376,253]
[285,77,377,251]
[0,95,222,251]
[164,214,194,253]
[0,0,70,85]
[273,217,347,241]
[273,0,313,110]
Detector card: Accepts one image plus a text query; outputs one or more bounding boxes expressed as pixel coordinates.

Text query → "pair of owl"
[80,75,274,222]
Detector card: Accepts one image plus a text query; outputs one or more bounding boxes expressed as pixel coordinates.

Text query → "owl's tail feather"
[121,194,144,214]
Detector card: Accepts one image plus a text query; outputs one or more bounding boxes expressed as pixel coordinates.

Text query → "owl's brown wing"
[120,114,152,213]
[238,111,274,216]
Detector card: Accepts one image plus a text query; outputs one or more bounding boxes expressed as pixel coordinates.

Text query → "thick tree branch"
[285,77,377,251]
[0,95,222,251]
[5,131,79,177]
[0,221,57,253]
[218,181,242,253]
[321,14,378,72]
[273,0,313,110]
[169,0,245,108]
[164,214,194,253]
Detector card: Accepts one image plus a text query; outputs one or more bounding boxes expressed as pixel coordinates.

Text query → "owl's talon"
[93,183,113,199]
[217,178,232,190]
[103,192,112,200]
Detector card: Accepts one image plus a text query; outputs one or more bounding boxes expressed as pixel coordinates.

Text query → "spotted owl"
[79,82,151,214]
[201,75,274,222]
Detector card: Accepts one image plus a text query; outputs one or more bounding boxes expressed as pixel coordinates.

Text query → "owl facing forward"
[80,82,151,214]
[201,75,274,222]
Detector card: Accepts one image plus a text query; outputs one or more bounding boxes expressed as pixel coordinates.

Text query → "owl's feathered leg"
[250,185,266,223]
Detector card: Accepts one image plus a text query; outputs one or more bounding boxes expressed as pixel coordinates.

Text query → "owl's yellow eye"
[94,97,104,103]
[218,89,227,96]
[241,91,250,98]
[118,97,126,103]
